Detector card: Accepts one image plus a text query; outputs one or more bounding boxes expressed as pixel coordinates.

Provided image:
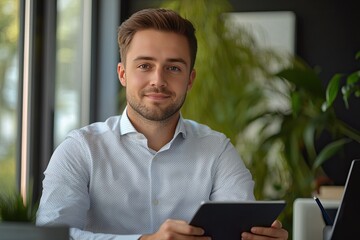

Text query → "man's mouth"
[143,88,172,100]
[145,92,170,100]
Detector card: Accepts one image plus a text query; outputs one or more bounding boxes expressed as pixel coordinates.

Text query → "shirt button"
[153,199,159,206]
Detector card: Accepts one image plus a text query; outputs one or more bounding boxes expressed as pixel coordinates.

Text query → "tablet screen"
[189,201,286,239]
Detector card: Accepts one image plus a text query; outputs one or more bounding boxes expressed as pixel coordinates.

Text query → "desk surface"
[0,223,69,240]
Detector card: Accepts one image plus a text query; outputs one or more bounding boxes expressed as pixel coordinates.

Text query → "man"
[36,8,288,240]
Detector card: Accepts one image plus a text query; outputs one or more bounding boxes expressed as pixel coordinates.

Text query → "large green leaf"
[346,70,360,85]
[303,122,317,162]
[312,138,352,171]
[322,73,342,111]
[291,92,301,117]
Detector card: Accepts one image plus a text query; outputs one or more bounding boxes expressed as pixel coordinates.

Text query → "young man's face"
[117,29,196,122]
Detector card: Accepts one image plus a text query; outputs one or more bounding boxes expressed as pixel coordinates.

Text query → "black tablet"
[189,200,286,240]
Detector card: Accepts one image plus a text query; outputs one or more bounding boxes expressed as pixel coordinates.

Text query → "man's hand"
[241,220,288,240]
[139,219,211,240]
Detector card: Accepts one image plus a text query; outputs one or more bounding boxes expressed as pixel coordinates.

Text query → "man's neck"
[126,107,180,151]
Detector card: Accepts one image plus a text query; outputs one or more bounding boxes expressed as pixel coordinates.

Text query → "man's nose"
[150,68,167,87]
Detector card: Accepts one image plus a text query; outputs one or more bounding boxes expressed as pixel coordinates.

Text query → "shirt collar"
[119,107,187,139]
[175,113,187,139]
[119,108,137,135]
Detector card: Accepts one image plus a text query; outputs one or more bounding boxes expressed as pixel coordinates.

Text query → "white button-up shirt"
[36,109,255,240]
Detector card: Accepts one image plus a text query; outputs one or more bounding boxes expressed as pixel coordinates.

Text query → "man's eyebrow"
[167,58,187,66]
[133,56,155,61]
[133,56,188,66]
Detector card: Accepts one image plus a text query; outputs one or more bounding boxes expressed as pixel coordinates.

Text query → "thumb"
[271,220,283,229]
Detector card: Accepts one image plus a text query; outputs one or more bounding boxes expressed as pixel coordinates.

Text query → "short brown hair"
[117,8,197,69]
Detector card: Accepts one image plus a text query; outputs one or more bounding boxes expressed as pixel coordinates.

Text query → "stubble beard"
[127,90,187,122]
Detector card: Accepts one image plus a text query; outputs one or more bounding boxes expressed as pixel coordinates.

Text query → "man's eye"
[168,66,181,72]
[138,64,150,70]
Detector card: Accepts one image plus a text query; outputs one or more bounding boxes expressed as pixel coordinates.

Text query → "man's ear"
[187,69,196,91]
[117,62,126,87]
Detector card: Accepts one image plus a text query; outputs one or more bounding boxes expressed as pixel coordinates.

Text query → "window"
[0,0,20,193]
[0,0,121,201]
[54,0,92,147]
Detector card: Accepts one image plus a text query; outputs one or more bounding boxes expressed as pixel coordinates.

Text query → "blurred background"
[1,0,359,238]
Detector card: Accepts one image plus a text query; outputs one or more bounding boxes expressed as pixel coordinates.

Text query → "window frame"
[16,0,123,203]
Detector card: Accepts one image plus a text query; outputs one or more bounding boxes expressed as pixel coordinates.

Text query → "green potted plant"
[0,190,69,240]
[245,52,360,233]
[0,191,37,223]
